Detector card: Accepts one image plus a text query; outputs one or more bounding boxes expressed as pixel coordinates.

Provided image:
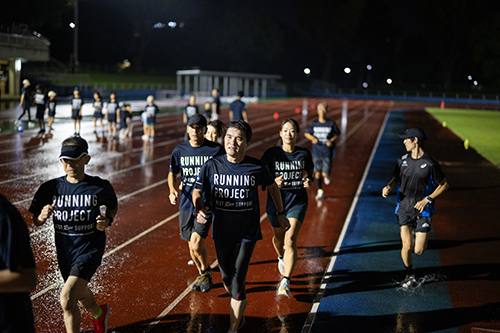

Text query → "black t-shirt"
[29,175,117,270]
[0,194,36,333]
[261,146,314,214]
[195,155,274,243]
[392,152,446,216]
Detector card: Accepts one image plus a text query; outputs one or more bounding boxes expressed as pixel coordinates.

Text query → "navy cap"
[398,127,427,141]
[186,114,207,128]
[59,145,88,160]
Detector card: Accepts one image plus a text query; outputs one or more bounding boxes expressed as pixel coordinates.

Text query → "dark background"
[2,0,500,91]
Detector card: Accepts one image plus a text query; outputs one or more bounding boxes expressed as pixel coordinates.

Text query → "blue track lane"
[311,110,457,333]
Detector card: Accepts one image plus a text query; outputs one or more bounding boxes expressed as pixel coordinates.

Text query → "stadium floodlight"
[367,64,372,70]
[168,21,177,28]
[69,22,76,29]
[386,78,392,84]
[344,67,351,74]
[473,81,478,86]
[468,75,473,80]
[304,68,311,75]
[362,82,368,88]
[153,22,166,29]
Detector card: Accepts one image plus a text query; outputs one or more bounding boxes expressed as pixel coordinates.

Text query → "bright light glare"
[168,21,177,28]
[69,22,76,29]
[153,22,165,29]
[344,67,351,74]
[15,59,22,72]
[468,75,473,80]
[304,68,311,75]
[473,81,478,86]
[362,82,368,88]
[386,78,392,84]
[367,64,372,70]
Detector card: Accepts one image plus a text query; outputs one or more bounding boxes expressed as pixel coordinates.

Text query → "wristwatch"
[425,196,433,203]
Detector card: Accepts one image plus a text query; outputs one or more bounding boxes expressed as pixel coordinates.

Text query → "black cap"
[398,127,427,141]
[59,145,88,160]
[186,114,207,128]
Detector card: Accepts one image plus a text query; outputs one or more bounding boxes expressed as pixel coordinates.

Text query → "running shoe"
[278,257,285,275]
[324,177,331,185]
[277,278,291,297]
[192,274,202,291]
[401,274,417,289]
[315,189,324,200]
[200,269,213,293]
[92,304,110,333]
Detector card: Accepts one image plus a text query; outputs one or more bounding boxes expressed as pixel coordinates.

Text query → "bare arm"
[168,171,179,205]
[32,202,56,226]
[267,182,290,231]
[0,268,37,293]
[242,111,248,122]
[193,188,209,224]
[414,178,450,212]
[382,177,398,198]
[229,110,233,121]
[304,133,318,144]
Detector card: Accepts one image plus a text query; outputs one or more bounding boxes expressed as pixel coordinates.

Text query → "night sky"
[3,0,500,90]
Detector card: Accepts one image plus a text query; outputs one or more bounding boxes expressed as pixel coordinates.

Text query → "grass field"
[427,107,500,166]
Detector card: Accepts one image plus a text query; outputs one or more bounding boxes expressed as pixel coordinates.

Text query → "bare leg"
[60,276,100,333]
[189,233,209,273]
[282,218,302,278]
[229,298,247,332]
[400,226,414,267]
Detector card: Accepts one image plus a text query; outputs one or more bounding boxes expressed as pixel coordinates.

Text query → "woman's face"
[205,125,219,142]
[280,121,297,146]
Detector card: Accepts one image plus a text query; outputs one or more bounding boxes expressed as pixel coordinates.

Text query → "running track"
[1,98,499,332]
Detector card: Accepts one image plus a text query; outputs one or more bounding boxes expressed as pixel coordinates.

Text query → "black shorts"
[397,215,432,233]
[48,110,56,117]
[36,105,45,119]
[72,109,82,120]
[108,114,117,123]
[179,210,212,241]
[60,261,100,282]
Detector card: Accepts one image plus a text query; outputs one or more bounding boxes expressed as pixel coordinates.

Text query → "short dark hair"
[62,136,89,151]
[226,120,252,142]
[237,91,244,97]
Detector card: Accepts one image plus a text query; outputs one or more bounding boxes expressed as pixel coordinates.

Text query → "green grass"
[426,107,500,166]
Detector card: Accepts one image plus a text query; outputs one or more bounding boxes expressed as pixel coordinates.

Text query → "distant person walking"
[17,79,32,123]
[47,91,57,133]
[0,193,37,333]
[261,118,314,297]
[143,95,159,142]
[304,102,340,200]
[183,94,199,140]
[104,92,119,139]
[228,91,247,122]
[71,88,84,136]
[382,127,449,288]
[29,136,118,333]
[34,84,46,133]
[93,92,104,135]
[193,120,290,332]
[168,114,224,293]
[211,89,221,121]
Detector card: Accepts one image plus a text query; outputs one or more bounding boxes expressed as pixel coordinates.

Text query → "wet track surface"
[1,98,500,333]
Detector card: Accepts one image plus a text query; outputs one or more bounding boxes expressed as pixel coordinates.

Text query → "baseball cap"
[59,145,88,160]
[398,127,427,141]
[186,114,207,128]
[22,79,30,86]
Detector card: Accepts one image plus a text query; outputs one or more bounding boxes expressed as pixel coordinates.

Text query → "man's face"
[403,137,418,151]
[211,89,219,97]
[317,104,327,116]
[61,153,89,179]
[187,124,205,143]
[224,127,247,160]
[73,90,80,98]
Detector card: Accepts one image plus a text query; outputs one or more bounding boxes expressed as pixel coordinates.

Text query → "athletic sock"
[93,306,103,319]
[315,177,322,189]
[405,265,413,276]
[201,267,211,275]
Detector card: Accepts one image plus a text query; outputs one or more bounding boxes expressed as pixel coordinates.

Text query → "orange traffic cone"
[440,100,445,109]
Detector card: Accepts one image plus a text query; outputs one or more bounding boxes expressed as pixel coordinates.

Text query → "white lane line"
[300,108,391,333]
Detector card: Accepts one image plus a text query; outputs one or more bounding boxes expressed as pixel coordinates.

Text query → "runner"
[168,114,224,293]
[0,193,37,333]
[183,94,199,140]
[104,92,119,139]
[193,120,290,332]
[261,118,314,297]
[34,84,46,134]
[93,92,104,135]
[210,89,221,121]
[70,88,84,136]
[228,91,247,122]
[46,91,57,133]
[143,95,159,142]
[304,102,340,200]
[382,127,449,288]
[29,136,118,333]
[16,79,32,124]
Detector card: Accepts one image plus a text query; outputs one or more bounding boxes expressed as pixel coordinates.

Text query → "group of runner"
[1,97,449,333]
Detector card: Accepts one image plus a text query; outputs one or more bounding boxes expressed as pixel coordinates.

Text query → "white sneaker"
[278,257,285,275]
[277,278,291,297]
[324,177,331,185]
[401,274,417,289]
[315,189,324,200]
